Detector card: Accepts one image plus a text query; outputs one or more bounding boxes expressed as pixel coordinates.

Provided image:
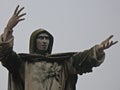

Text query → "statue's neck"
[35,49,49,56]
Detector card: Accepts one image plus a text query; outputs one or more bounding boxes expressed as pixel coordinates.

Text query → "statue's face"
[36,33,50,51]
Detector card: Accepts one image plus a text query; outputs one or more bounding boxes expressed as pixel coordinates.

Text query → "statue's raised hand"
[6,5,26,29]
[96,35,118,52]
[3,5,26,42]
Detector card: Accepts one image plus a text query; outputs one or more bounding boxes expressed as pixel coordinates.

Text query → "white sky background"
[0,0,120,90]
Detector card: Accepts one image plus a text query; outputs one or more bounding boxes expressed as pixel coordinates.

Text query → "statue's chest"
[25,61,64,90]
[29,61,62,82]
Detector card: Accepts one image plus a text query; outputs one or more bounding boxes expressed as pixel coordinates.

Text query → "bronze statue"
[0,5,118,90]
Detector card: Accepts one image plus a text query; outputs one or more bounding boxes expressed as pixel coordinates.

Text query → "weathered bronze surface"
[0,5,118,90]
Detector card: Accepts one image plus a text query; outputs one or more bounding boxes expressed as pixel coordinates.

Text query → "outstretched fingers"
[6,5,26,29]
[98,35,118,51]
[106,35,113,41]
[17,18,25,23]
[101,35,113,45]
[101,36,118,50]
[14,5,19,15]
[17,13,26,23]
[18,13,26,18]
[14,5,26,23]
[110,40,118,46]
[16,7,25,16]
[13,5,25,17]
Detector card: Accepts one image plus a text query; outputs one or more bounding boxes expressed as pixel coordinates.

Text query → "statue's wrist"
[5,27,13,33]
[95,45,103,53]
[6,24,13,29]
[94,45,105,60]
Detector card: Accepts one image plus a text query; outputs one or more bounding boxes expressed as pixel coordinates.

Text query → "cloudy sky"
[0,0,120,90]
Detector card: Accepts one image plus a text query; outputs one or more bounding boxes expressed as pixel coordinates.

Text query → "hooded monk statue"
[0,5,118,90]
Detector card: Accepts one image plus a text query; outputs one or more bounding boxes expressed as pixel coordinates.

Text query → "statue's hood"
[29,28,54,54]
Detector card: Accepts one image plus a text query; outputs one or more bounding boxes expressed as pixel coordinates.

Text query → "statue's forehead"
[37,33,49,37]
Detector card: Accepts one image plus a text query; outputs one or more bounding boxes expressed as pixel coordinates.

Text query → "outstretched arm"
[0,5,26,72]
[68,35,118,75]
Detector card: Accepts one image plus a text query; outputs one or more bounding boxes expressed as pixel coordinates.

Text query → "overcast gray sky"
[0,0,120,90]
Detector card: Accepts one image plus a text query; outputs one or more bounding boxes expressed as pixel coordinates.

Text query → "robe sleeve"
[69,46,105,75]
[0,31,21,74]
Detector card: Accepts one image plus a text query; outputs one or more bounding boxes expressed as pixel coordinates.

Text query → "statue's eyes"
[38,36,44,39]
